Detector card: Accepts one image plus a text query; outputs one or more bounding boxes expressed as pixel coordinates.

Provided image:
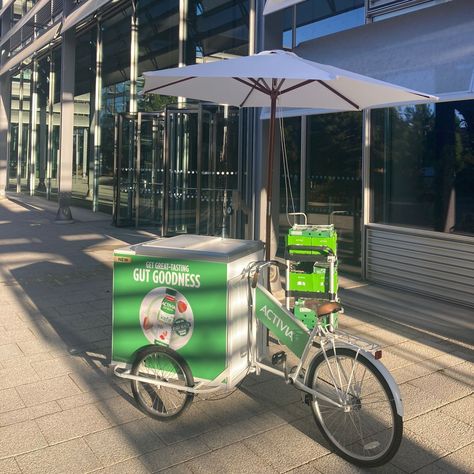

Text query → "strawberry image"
[178,301,187,313]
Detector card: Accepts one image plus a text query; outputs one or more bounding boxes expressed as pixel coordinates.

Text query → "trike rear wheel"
[131,346,194,421]
[307,347,402,467]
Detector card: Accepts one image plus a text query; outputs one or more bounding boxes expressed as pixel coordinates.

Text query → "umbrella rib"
[316,80,360,110]
[145,76,196,94]
[280,79,315,95]
[233,77,270,95]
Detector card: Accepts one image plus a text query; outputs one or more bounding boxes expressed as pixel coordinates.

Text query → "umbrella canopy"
[143,50,434,110]
[143,50,437,259]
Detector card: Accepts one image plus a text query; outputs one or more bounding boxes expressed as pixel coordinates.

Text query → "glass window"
[99,6,133,210]
[282,0,364,48]
[72,27,95,204]
[306,112,362,271]
[371,100,474,236]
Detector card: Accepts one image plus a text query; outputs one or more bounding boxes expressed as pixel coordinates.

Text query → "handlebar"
[246,260,282,289]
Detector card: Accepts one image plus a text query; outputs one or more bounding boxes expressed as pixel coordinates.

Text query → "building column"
[37,95,47,192]
[56,27,76,222]
[0,4,11,199]
[91,19,102,212]
[17,71,24,193]
[29,59,38,195]
[129,1,138,114]
[0,74,10,199]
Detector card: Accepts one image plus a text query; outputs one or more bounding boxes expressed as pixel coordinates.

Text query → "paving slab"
[15,437,101,474]
[35,405,111,444]
[0,401,62,428]
[308,453,404,474]
[139,437,210,472]
[144,403,219,445]
[390,428,449,473]
[0,457,21,474]
[92,457,151,474]
[187,442,278,474]
[439,394,474,427]
[16,375,82,407]
[0,388,25,413]
[84,419,164,466]
[95,394,146,426]
[0,420,48,459]
[405,409,474,452]
[243,423,329,473]
[416,442,474,474]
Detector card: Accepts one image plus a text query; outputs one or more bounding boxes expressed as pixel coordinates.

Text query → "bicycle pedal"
[271,351,287,366]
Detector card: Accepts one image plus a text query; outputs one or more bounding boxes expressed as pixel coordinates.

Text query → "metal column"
[17,71,24,194]
[46,56,55,200]
[29,59,38,195]
[92,19,102,212]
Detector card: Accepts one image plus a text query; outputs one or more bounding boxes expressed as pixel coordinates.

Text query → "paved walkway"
[0,195,472,474]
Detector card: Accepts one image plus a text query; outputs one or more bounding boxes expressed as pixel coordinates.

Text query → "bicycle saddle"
[303,301,341,317]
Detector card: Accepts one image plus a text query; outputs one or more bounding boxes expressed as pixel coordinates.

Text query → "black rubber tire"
[131,346,194,421]
[307,347,403,467]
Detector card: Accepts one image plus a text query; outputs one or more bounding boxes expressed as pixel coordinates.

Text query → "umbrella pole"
[265,93,277,264]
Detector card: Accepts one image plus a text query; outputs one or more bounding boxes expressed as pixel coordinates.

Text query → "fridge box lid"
[114,235,264,263]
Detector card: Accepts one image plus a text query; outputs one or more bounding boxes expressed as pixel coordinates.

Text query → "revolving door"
[114,104,243,237]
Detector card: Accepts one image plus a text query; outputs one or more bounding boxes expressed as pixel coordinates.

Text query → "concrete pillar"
[56,26,76,222]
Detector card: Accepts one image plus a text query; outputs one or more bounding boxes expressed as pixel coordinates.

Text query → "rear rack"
[333,329,380,352]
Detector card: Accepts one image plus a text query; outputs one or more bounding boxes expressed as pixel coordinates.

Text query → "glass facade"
[371,101,474,236]
[277,112,362,271]
[282,0,364,48]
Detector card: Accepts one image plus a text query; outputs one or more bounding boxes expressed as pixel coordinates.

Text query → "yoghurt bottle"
[154,289,177,346]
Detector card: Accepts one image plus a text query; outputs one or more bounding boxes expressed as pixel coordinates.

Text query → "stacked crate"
[285,224,339,330]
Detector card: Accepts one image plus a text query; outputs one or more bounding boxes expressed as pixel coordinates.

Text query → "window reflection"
[371,101,474,235]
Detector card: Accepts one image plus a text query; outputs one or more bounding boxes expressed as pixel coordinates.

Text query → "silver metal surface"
[366,224,474,306]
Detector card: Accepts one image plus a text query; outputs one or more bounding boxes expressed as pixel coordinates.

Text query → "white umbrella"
[143,50,437,259]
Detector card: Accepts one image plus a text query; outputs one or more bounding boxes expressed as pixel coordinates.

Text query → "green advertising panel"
[113,253,228,380]
[255,286,310,358]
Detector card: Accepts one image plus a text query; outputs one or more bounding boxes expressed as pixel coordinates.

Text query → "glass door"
[114,112,165,230]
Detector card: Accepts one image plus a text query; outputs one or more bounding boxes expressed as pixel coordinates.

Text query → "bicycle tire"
[307,347,402,467]
[131,345,194,421]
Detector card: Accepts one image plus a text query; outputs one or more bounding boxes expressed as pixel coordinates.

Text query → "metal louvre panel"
[366,225,474,307]
[51,0,63,18]
[36,2,53,27]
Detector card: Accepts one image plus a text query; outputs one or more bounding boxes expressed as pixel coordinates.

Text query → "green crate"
[313,266,338,294]
[287,228,312,255]
[289,272,314,292]
[311,229,337,256]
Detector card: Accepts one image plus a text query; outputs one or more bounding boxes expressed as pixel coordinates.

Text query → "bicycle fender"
[358,348,404,418]
[307,343,404,418]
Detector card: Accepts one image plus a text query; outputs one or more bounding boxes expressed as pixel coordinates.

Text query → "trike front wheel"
[131,346,194,421]
[307,347,402,467]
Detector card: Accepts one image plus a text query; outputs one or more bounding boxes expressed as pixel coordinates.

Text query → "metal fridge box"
[112,235,264,388]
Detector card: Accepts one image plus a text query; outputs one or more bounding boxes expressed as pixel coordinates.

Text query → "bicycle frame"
[115,261,403,418]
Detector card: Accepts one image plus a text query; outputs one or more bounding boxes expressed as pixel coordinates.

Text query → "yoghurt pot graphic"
[139,287,194,350]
